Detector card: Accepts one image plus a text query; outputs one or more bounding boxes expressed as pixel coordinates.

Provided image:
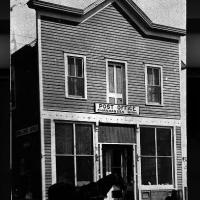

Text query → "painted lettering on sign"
[95,103,139,115]
[16,124,39,137]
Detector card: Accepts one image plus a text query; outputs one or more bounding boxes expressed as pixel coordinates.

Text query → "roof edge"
[27,0,84,16]
[121,0,185,36]
[11,39,37,56]
[27,0,186,37]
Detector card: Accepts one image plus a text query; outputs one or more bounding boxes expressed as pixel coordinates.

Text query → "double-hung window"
[65,54,86,98]
[55,123,94,186]
[107,61,126,104]
[145,65,162,105]
[140,127,174,187]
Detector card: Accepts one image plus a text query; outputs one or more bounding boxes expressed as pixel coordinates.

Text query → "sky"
[10,0,186,60]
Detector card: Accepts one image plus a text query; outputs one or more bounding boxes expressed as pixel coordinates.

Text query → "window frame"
[145,64,163,106]
[64,53,87,99]
[53,121,95,186]
[106,59,128,104]
[139,126,175,190]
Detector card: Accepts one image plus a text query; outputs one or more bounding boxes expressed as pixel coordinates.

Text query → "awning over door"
[98,124,136,143]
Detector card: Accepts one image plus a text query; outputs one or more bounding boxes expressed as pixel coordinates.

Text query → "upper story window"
[140,127,174,187]
[65,54,86,99]
[107,60,127,104]
[145,65,163,105]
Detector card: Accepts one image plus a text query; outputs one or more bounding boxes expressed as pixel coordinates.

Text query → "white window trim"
[139,126,176,190]
[106,59,128,104]
[140,185,174,190]
[52,121,95,186]
[145,64,163,106]
[64,53,87,99]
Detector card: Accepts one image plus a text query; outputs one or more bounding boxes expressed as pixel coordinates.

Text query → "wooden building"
[12,0,186,200]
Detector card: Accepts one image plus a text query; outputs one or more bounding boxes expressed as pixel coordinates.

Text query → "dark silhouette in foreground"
[165,189,183,200]
[48,173,127,200]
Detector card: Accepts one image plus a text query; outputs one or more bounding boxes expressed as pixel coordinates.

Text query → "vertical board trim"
[37,12,45,200]
[51,119,56,184]
[174,126,178,189]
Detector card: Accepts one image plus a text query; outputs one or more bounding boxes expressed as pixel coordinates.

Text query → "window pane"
[111,149,122,175]
[76,78,84,97]
[147,86,153,102]
[141,157,156,185]
[117,98,122,104]
[68,56,75,76]
[76,124,93,155]
[148,86,161,103]
[77,156,93,186]
[68,77,75,96]
[109,97,115,104]
[109,65,114,93]
[116,66,122,93]
[56,156,74,185]
[157,128,172,156]
[140,127,155,156]
[153,68,160,85]
[55,123,73,154]
[147,67,153,85]
[76,58,83,77]
[158,157,172,185]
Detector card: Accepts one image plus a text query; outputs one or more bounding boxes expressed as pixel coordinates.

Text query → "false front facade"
[13,0,186,200]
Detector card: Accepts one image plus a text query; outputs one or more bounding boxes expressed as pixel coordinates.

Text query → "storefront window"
[140,127,173,186]
[55,123,94,186]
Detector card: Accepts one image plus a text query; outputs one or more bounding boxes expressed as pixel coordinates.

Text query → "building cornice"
[27,0,84,16]
[28,0,186,41]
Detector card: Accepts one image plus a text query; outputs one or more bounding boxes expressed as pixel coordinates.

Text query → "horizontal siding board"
[41,43,178,59]
[41,31,178,51]
[41,4,180,118]
[40,24,178,48]
[41,40,178,60]
[41,25,178,48]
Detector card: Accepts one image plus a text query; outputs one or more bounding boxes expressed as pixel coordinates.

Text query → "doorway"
[102,144,135,200]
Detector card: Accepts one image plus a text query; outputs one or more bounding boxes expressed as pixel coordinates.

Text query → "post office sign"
[95,103,139,115]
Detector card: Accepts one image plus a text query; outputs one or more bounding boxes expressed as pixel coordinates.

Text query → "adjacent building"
[12,0,186,200]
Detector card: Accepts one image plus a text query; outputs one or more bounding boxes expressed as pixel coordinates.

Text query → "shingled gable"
[28,0,186,41]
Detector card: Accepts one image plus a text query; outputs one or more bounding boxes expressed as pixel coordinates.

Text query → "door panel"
[102,145,135,200]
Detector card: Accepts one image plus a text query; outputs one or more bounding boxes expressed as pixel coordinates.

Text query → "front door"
[102,145,135,200]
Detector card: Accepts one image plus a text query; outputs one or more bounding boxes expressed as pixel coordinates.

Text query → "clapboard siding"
[44,119,52,199]
[40,3,180,119]
[176,126,182,189]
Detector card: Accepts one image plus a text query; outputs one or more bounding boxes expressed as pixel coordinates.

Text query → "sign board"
[95,103,139,115]
[16,124,39,137]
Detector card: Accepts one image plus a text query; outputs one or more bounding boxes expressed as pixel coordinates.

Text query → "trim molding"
[28,0,185,41]
[106,59,128,104]
[51,119,56,184]
[41,110,181,126]
[37,13,46,200]
[144,63,164,106]
[64,53,87,99]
